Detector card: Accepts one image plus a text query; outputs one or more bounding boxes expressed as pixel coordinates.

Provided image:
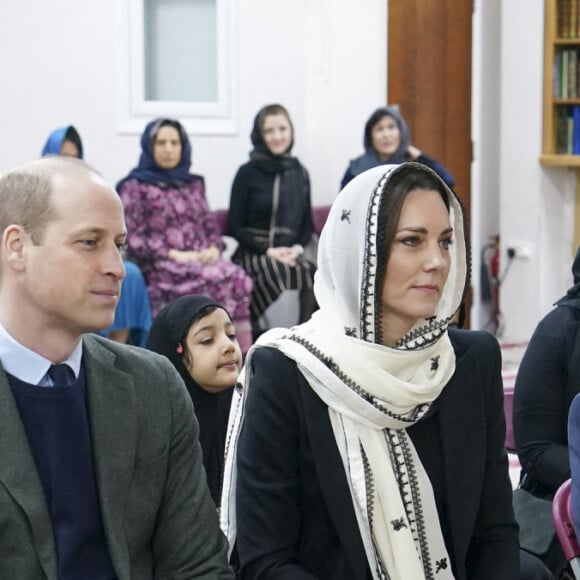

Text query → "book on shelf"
[556,107,569,154]
[570,49,578,98]
[562,0,571,38]
[563,50,569,98]
[574,105,580,153]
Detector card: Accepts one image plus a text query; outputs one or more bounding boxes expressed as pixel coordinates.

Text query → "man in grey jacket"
[0,156,233,579]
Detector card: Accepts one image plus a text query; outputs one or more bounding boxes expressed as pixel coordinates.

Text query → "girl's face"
[153,125,182,170]
[381,188,452,346]
[370,115,401,160]
[183,308,242,393]
[261,113,292,156]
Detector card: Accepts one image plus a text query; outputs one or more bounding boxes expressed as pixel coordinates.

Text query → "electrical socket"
[506,241,532,260]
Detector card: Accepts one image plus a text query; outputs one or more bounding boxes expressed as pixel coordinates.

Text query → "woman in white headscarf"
[221,163,542,579]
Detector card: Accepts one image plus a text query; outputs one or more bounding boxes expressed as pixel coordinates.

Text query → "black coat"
[514,304,580,496]
[228,161,314,254]
[235,329,519,580]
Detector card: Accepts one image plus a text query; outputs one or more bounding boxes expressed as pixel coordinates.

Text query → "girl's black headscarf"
[146,294,235,503]
[116,117,194,190]
[555,246,580,309]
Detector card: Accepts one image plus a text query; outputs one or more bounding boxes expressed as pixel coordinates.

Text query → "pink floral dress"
[119,175,253,352]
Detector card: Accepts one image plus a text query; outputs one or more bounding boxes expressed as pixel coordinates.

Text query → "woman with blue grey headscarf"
[340,106,455,190]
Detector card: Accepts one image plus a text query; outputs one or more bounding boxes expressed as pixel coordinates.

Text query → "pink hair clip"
[176,342,183,354]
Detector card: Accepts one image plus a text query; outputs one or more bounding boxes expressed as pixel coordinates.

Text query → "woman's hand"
[266,246,301,266]
[168,249,201,262]
[407,144,422,159]
[197,246,221,264]
[168,246,220,263]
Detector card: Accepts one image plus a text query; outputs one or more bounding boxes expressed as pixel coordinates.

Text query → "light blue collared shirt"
[0,323,82,387]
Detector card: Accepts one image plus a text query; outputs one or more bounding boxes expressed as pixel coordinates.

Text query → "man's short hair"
[0,157,100,245]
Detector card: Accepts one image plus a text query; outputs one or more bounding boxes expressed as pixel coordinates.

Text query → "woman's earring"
[176,342,183,354]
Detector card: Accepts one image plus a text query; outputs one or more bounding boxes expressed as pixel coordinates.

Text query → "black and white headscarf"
[221,163,468,580]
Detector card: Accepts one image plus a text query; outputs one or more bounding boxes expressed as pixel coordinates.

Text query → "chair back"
[503,383,516,452]
[213,209,229,237]
[553,478,580,577]
[312,205,331,236]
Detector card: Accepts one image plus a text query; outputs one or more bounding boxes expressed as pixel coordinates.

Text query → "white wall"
[498,0,576,342]
[1,0,575,339]
[471,0,502,331]
[0,0,386,210]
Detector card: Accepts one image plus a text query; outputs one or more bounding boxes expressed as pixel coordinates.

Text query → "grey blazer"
[0,334,234,580]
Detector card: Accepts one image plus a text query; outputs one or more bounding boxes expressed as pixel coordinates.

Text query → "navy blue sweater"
[9,370,116,580]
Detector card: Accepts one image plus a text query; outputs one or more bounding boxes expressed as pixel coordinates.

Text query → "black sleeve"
[513,308,571,492]
[297,168,314,248]
[235,348,320,580]
[463,331,520,580]
[228,166,269,253]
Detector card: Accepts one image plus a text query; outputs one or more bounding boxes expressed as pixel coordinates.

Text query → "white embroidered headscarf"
[221,163,468,580]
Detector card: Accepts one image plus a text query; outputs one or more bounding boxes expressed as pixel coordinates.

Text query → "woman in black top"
[228,104,317,335]
[514,246,580,576]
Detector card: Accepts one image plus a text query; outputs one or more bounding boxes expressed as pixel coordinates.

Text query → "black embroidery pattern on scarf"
[360,173,388,344]
[340,209,351,223]
[393,316,452,351]
[344,326,357,337]
[430,356,440,372]
[391,517,407,531]
[362,446,391,580]
[287,334,417,423]
[397,431,435,580]
[435,558,448,573]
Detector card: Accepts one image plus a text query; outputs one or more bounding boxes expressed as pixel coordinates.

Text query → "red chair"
[552,478,580,578]
[213,208,229,237]
[312,205,331,236]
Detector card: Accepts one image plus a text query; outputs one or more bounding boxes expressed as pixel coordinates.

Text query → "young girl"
[147,294,242,504]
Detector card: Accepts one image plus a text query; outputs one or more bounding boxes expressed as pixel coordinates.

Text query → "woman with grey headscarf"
[340,106,455,189]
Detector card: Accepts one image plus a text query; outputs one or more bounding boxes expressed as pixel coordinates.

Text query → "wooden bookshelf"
[542,0,580,166]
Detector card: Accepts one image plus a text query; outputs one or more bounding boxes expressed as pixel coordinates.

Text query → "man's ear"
[2,225,28,272]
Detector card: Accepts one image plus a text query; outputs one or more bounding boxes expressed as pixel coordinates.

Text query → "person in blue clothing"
[340,106,455,190]
[562,248,580,541]
[41,125,152,345]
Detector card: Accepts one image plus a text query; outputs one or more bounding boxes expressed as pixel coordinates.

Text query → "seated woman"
[117,118,253,352]
[228,104,317,337]
[41,125,152,346]
[221,162,551,580]
[340,106,455,189]
[147,295,242,505]
[516,245,580,577]
[41,125,84,158]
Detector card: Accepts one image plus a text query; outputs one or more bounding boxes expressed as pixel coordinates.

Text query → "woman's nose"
[424,243,446,270]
